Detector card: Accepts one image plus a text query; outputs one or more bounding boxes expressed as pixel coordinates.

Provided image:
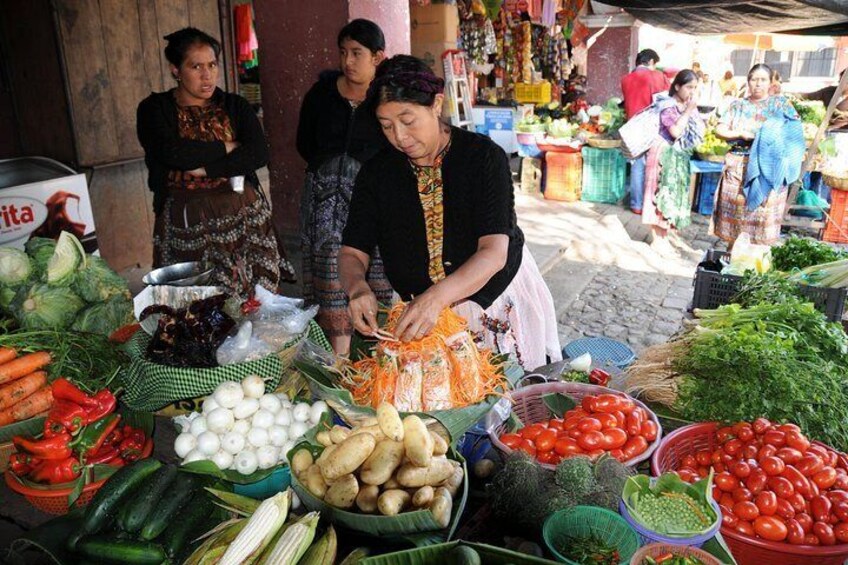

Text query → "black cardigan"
[136,88,269,214]
[342,127,524,310]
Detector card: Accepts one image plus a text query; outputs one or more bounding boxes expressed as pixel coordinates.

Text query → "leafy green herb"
[560,370,590,384]
[771,236,844,272]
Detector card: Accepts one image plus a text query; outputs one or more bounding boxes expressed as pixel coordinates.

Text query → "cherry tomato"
[741,444,760,460]
[787,493,808,514]
[834,522,848,543]
[764,430,787,447]
[735,521,755,536]
[813,467,838,490]
[759,444,778,462]
[592,394,624,414]
[609,449,625,461]
[521,424,546,441]
[768,476,795,499]
[782,465,812,497]
[732,461,752,480]
[616,397,636,414]
[594,413,618,429]
[720,504,738,528]
[809,480,820,498]
[755,491,778,516]
[715,472,739,493]
[833,501,848,522]
[738,426,755,443]
[811,495,832,523]
[835,474,848,490]
[814,521,837,545]
[500,433,522,449]
[776,497,796,520]
[796,512,814,533]
[611,411,626,428]
[762,456,787,476]
[586,449,605,460]
[681,454,698,469]
[752,418,772,435]
[714,462,727,474]
[797,455,825,477]
[577,431,604,452]
[716,426,735,443]
[601,428,628,450]
[519,439,536,457]
[734,501,760,521]
[536,429,558,452]
[537,451,556,464]
[785,431,811,454]
[555,437,582,457]
[567,428,583,439]
[547,419,565,432]
[625,411,642,436]
[640,420,659,442]
[733,487,753,503]
[581,396,598,413]
[622,436,648,459]
[678,468,699,483]
[746,468,769,495]
[778,423,802,435]
[577,417,602,434]
[724,439,743,457]
[777,448,804,465]
[808,444,832,462]
[829,490,848,505]
[696,449,713,467]
[754,516,788,541]
[804,534,821,545]
[720,493,735,509]
[786,519,806,544]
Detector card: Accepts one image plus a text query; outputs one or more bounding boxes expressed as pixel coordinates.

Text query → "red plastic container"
[544,152,583,202]
[652,422,848,565]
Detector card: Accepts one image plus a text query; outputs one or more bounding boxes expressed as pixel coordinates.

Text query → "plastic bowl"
[630,543,721,565]
[543,506,640,564]
[233,465,292,499]
[619,497,721,548]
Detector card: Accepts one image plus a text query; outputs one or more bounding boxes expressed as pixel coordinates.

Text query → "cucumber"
[77,534,168,565]
[158,493,216,561]
[117,464,178,533]
[69,458,162,550]
[139,470,199,541]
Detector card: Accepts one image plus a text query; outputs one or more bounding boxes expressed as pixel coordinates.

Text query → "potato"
[349,424,386,442]
[429,487,453,528]
[304,464,328,499]
[329,425,351,444]
[383,476,400,490]
[316,430,333,447]
[316,444,338,466]
[324,473,359,509]
[376,402,404,441]
[402,415,433,467]
[358,416,379,427]
[319,432,377,481]
[430,431,448,456]
[290,449,314,478]
[360,439,405,486]
[396,457,455,488]
[377,489,411,516]
[442,466,465,498]
[356,484,380,513]
[412,485,434,508]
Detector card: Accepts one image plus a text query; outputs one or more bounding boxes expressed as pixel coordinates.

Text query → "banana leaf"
[181,459,286,485]
[360,540,561,564]
[0,415,45,443]
[294,358,523,444]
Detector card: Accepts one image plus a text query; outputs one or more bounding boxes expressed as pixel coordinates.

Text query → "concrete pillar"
[349,0,410,57]
[582,13,639,103]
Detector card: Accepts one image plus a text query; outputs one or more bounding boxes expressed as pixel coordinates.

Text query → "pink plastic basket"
[485,381,662,469]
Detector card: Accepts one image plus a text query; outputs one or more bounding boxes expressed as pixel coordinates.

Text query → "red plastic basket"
[4,438,154,515]
[652,423,848,565]
[486,381,662,469]
[629,542,721,565]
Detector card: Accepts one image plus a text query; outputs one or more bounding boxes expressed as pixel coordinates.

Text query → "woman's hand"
[347,285,380,336]
[393,289,448,342]
[224,141,240,154]
[685,96,699,114]
[186,167,207,177]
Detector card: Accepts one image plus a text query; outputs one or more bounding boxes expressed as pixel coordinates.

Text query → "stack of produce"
[0,232,133,336]
[695,128,730,160]
[337,305,506,411]
[770,236,845,273]
[173,375,327,475]
[10,379,148,484]
[291,403,463,527]
[0,348,53,426]
[672,419,848,546]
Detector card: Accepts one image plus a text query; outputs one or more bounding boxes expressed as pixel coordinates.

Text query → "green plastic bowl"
[233,466,291,499]
[543,506,640,564]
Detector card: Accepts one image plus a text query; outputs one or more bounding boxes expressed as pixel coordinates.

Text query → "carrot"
[0,351,51,386]
[0,371,47,410]
[109,323,141,344]
[0,347,16,366]
[3,387,53,425]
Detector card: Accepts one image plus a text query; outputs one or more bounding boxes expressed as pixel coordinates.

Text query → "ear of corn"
[218,491,291,565]
[205,487,262,516]
[184,519,247,565]
[257,511,320,565]
[298,525,337,565]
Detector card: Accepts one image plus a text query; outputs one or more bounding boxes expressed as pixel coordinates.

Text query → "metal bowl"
[142,261,214,287]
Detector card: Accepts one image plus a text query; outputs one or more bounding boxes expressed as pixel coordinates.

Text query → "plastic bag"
[252,285,305,320]
[724,233,772,275]
[216,321,275,365]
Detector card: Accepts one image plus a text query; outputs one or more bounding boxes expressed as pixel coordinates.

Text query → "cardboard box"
[410,3,459,43]
[411,41,457,80]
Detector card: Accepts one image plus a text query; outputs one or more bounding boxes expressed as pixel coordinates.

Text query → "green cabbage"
[0,248,32,286]
[47,231,84,287]
[73,256,130,303]
[0,287,16,312]
[25,237,56,277]
[10,283,84,329]
[72,297,133,336]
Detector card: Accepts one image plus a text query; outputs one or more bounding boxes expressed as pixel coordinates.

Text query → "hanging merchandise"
[234,3,259,72]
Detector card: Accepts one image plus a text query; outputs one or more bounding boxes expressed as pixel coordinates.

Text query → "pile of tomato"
[673,418,848,546]
[498,393,659,465]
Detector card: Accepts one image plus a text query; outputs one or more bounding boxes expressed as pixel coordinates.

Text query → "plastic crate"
[543,152,582,201]
[692,249,847,321]
[514,81,552,104]
[580,146,627,204]
[696,172,720,215]
[823,187,848,244]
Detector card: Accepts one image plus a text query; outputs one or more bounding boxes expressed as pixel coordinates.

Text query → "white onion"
[288,421,308,441]
[196,431,221,456]
[256,445,279,470]
[258,393,282,414]
[274,408,292,427]
[268,426,289,447]
[212,450,234,470]
[251,409,275,429]
[232,398,260,420]
[206,407,235,434]
[292,403,311,423]
[174,433,197,458]
[291,491,301,510]
[241,375,266,399]
[213,381,244,409]
[234,450,258,475]
[281,440,295,462]
[275,392,290,404]
[189,415,208,437]
[232,420,251,436]
[247,427,269,448]
[182,449,206,464]
[309,401,328,425]
[569,353,593,373]
[221,431,246,455]
[202,397,220,414]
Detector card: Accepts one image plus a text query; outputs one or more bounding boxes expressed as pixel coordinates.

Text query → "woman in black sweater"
[340,56,561,370]
[297,19,392,354]
[136,27,295,297]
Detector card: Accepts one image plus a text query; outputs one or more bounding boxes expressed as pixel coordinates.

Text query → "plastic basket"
[486,381,662,469]
[580,146,628,204]
[629,543,721,565]
[4,438,154,515]
[563,337,636,369]
[619,497,721,548]
[696,172,720,216]
[515,82,552,104]
[544,152,583,202]
[824,188,848,244]
[543,506,640,564]
[233,465,291,499]
[692,249,847,321]
[651,422,848,565]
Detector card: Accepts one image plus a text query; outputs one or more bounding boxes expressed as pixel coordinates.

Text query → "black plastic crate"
[692,250,848,322]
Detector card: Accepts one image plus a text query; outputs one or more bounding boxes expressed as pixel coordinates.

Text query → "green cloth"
[656,145,694,229]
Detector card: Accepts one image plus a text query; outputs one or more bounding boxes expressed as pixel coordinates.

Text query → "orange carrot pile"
[0,349,53,426]
[337,304,506,410]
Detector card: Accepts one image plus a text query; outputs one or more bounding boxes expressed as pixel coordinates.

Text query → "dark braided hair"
[367,55,445,109]
[164,27,221,68]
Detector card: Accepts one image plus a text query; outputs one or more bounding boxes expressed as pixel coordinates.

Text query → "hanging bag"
[618,105,661,159]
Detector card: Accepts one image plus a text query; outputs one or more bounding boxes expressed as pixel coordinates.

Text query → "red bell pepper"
[51,378,98,408]
[86,445,119,465]
[12,433,72,460]
[82,390,117,425]
[9,453,41,476]
[589,368,611,387]
[29,457,80,484]
[103,427,123,447]
[45,399,87,435]
[118,428,146,462]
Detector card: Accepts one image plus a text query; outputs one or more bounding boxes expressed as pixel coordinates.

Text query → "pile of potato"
[290,402,463,528]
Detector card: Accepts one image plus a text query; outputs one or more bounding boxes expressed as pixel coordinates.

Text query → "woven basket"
[823,173,848,191]
[630,543,721,565]
[5,438,153,515]
[695,152,726,163]
[485,381,662,469]
[586,137,622,149]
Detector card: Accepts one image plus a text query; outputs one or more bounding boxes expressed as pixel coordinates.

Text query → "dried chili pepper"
[29,457,80,484]
[12,433,72,460]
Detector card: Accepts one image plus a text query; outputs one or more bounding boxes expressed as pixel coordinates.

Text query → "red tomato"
[519,439,536,457]
[609,448,625,461]
[714,462,727,474]
[577,417,602,434]
[696,449,713,467]
[732,461,752,480]
[622,436,648,459]
[547,419,565,432]
[808,444,832,462]
[716,472,740,492]
[752,418,772,435]
[833,501,848,522]
[796,512,814,533]
[697,466,710,478]
[787,493,808,514]
[777,448,804,465]
[754,516,788,541]
[814,521,837,545]
[625,411,642,436]
[521,424,546,441]
[811,495,832,523]
[537,451,556,464]
[733,488,753,503]
[595,413,617,429]
[716,426,735,443]
[681,454,698,469]
[755,491,778,516]
[577,431,604,452]
[500,433,522,449]
[809,480,821,498]
[782,465,812,497]
[746,469,769,495]
[813,467,838,490]
[785,431,811,454]
[640,420,659,442]
[581,396,598,413]
[678,468,699,483]
[762,456,787,476]
[611,411,626,428]
[724,439,743,457]
[738,426,755,443]
[835,474,848,490]
[734,501,761,521]
[536,429,558,452]
[601,428,628,450]
[616,397,636,414]
[554,437,582,457]
[797,455,825,477]
[759,444,778,461]
[778,423,802,435]
[768,476,795,499]
[834,522,848,543]
[720,504,738,528]
[720,493,736,509]
[592,394,623,413]
[568,428,583,439]
[741,444,760,460]
[735,521,755,536]
[764,430,787,447]
[829,490,848,505]
[786,519,806,544]
[586,449,606,460]
[804,534,821,545]
[776,498,796,520]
